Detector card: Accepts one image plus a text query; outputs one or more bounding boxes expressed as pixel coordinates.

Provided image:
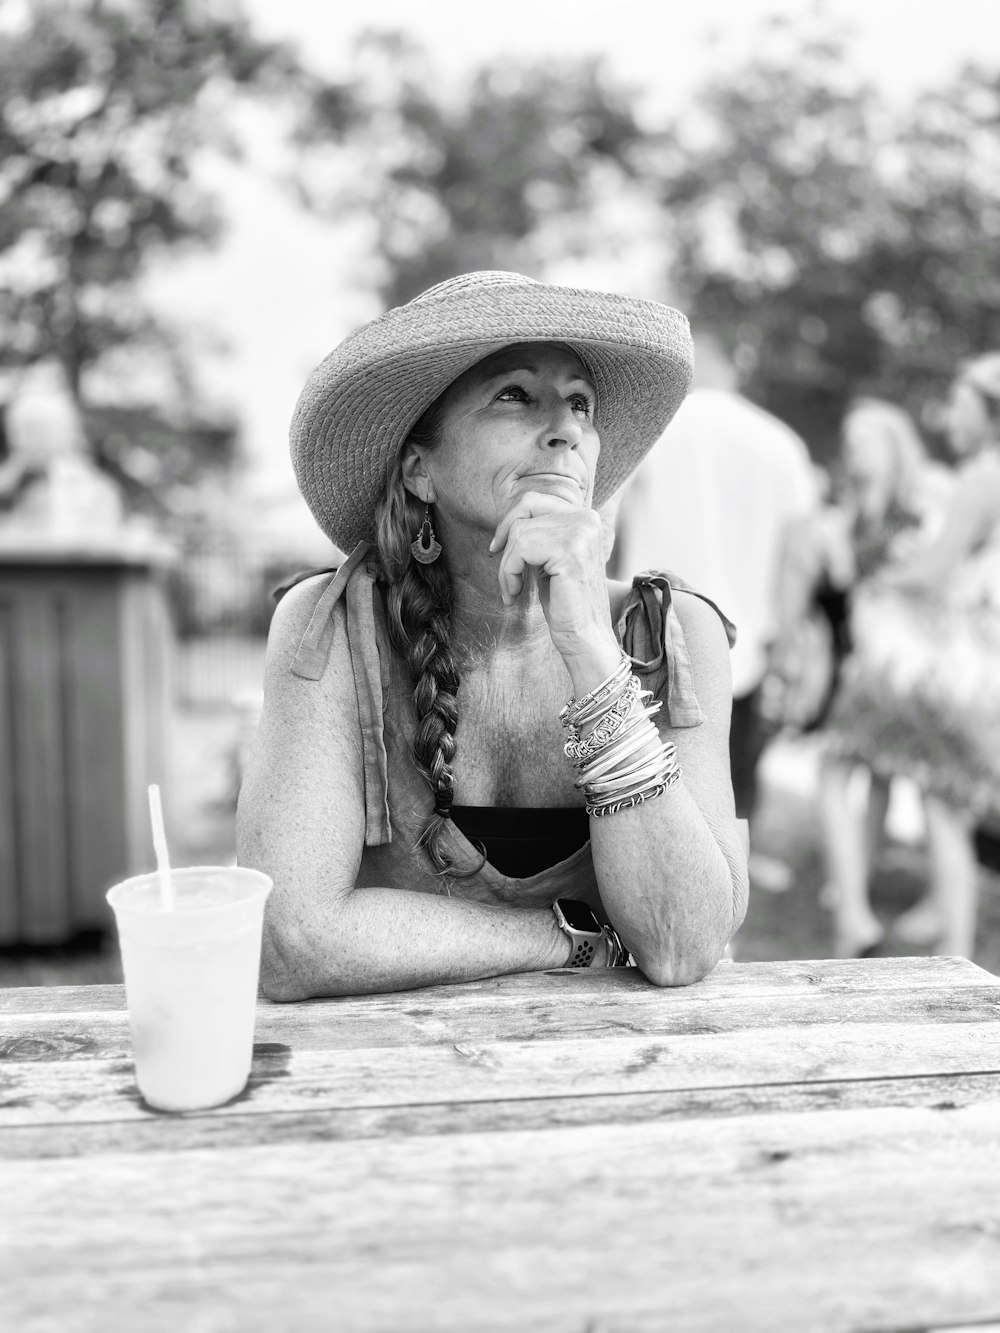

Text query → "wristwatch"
[551,898,607,968]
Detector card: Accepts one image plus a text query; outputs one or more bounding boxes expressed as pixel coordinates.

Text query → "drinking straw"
[147,783,175,911]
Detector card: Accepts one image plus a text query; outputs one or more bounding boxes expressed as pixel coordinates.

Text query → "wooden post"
[0,542,172,944]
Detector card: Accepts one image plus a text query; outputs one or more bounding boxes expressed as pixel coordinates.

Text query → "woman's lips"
[517,472,587,492]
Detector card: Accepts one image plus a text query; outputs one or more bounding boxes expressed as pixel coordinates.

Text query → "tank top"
[448,804,590,878]
[284,542,736,905]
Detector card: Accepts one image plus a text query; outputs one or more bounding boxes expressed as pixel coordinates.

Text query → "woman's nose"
[541,398,582,449]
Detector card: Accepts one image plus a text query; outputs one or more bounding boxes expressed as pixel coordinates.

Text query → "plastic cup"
[106,865,273,1113]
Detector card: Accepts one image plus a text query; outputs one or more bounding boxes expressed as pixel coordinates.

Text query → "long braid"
[375,443,465,874]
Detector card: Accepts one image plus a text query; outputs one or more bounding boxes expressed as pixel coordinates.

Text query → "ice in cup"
[106,865,273,1112]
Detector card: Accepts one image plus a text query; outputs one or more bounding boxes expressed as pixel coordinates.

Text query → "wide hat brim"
[290,272,693,553]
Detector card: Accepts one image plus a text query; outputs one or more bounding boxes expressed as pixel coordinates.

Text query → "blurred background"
[2,0,999,983]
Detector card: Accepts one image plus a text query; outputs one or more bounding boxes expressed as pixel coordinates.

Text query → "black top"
[449,805,590,879]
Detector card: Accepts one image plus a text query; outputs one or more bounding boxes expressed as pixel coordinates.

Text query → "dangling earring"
[410,505,442,564]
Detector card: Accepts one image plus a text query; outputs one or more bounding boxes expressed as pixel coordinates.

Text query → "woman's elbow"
[633,916,735,987]
[258,921,321,1002]
[637,947,724,989]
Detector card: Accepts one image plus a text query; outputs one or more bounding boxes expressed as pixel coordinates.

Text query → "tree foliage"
[655,15,1000,458]
[7,5,1000,498]
[302,19,1000,462]
[297,30,646,307]
[0,0,298,498]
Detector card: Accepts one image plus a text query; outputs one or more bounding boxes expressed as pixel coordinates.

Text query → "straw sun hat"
[290,271,694,553]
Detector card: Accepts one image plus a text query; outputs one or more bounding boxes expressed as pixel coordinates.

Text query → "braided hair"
[374,399,466,873]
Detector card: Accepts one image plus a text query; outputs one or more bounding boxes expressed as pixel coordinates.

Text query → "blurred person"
[783,398,941,956]
[237,272,748,997]
[612,325,817,893]
[823,356,1000,959]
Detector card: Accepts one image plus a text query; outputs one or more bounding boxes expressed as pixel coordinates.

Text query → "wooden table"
[3,955,1000,1332]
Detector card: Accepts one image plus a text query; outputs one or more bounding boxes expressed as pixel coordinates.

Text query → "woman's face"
[842,413,894,489]
[403,342,600,536]
[945,380,993,457]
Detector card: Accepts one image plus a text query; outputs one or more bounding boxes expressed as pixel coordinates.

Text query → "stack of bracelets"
[559,654,681,818]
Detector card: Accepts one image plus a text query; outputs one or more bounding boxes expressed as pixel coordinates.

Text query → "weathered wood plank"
[4,1070,1000,1161]
[3,1018,998,1129]
[0,982,127,1013]
[0,596,19,942]
[0,953,992,1014]
[13,591,71,941]
[62,578,128,931]
[3,980,998,1061]
[4,1101,1000,1333]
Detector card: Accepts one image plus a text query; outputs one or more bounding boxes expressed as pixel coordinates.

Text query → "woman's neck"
[442,542,551,659]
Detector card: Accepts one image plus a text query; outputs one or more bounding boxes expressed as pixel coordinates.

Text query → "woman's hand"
[489,489,621,681]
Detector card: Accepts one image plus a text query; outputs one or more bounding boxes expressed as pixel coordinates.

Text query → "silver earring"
[410,506,442,564]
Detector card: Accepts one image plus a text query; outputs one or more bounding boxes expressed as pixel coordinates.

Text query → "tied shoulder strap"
[288,542,370,680]
[615,570,737,728]
[289,541,392,846]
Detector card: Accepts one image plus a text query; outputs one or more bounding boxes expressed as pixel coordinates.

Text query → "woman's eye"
[496,384,530,403]
[569,393,594,417]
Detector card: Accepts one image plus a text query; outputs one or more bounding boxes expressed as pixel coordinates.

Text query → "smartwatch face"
[558,899,600,932]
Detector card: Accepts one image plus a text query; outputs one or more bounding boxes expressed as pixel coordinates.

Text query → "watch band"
[601,921,632,968]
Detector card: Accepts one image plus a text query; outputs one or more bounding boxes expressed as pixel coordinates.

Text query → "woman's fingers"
[495,505,605,605]
[497,537,526,605]
[489,490,576,554]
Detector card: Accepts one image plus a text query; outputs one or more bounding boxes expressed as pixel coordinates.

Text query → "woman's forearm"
[590,784,743,986]
[260,886,572,999]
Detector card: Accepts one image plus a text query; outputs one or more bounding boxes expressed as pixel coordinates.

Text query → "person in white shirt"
[612,327,817,887]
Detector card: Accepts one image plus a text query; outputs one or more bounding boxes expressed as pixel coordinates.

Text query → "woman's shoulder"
[264,566,357,692]
[669,580,734,642]
[609,571,734,728]
[613,570,735,643]
[269,568,342,643]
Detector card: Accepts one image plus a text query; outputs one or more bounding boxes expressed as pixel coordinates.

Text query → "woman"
[785,398,937,956]
[237,271,748,998]
[825,356,1000,958]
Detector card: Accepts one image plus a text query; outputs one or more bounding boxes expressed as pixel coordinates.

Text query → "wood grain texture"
[5,1070,1000,1162]
[2,964,998,1139]
[5,1101,1000,1333]
[0,562,172,944]
[0,596,18,940]
[0,952,992,1014]
[13,589,70,939]
[62,576,127,930]
[4,959,1000,1333]
[4,1017,999,1131]
[5,973,998,1058]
